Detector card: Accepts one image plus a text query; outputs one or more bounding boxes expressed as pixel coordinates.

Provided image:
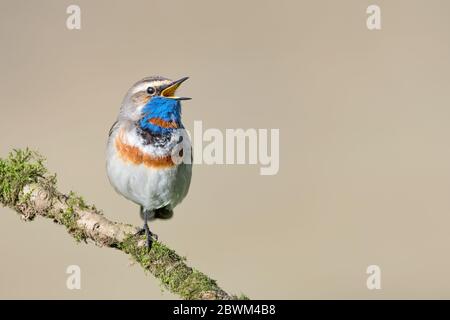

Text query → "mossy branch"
[0,149,246,300]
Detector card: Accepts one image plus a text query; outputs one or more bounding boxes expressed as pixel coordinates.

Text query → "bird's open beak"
[161,77,191,101]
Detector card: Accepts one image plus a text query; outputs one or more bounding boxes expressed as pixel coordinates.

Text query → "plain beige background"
[1,0,450,299]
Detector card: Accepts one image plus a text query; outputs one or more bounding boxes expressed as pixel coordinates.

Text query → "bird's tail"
[140,205,173,221]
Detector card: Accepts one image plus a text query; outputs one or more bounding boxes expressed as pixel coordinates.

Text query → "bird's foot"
[135,225,158,250]
[136,227,158,240]
[134,227,145,236]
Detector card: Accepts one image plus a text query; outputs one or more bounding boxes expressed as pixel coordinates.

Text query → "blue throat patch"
[139,96,182,134]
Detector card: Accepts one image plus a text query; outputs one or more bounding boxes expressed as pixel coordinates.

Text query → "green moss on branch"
[0,149,49,207]
[119,235,229,299]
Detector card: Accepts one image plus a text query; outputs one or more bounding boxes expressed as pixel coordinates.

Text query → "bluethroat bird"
[106,76,192,249]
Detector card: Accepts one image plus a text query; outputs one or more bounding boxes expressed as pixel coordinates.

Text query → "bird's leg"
[139,209,158,249]
[143,210,152,249]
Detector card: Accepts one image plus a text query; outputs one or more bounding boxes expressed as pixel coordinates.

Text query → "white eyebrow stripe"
[132,80,172,94]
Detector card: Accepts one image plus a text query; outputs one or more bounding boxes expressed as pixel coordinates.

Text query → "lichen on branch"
[0,149,246,300]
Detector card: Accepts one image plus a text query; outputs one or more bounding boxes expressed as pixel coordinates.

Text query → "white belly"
[106,134,192,210]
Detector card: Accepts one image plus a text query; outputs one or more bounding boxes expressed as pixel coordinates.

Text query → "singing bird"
[106,76,192,249]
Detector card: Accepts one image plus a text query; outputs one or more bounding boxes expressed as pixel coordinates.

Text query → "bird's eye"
[146,87,156,95]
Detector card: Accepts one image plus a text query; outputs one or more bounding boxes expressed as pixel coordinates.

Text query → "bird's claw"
[134,228,145,236]
[144,231,158,251]
[134,227,158,250]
